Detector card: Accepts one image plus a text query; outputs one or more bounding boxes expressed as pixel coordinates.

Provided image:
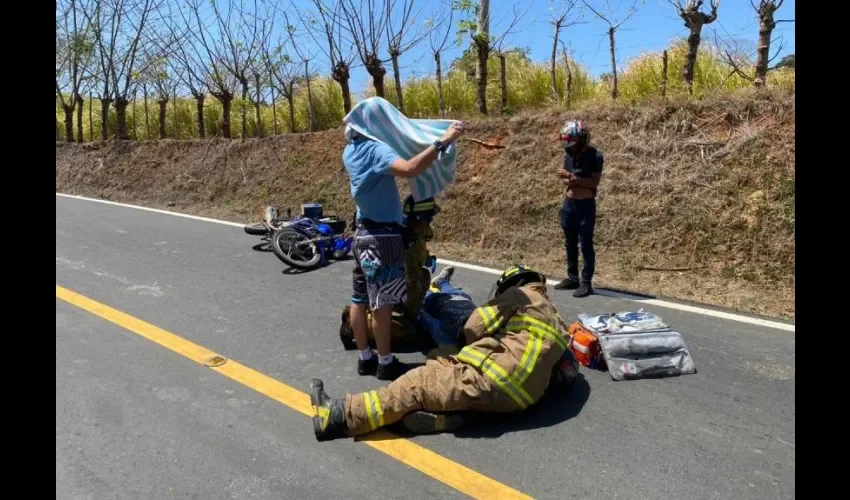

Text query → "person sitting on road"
[309,265,580,440]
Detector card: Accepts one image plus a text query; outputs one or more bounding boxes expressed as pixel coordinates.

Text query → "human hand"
[556,169,573,179]
[440,121,465,145]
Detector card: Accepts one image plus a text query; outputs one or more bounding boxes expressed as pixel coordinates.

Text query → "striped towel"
[343,97,460,201]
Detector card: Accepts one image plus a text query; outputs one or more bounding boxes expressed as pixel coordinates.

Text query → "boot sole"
[403,411,464,435]
[309,379,327,440]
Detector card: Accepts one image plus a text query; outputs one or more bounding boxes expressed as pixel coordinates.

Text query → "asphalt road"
[56,194,795,500]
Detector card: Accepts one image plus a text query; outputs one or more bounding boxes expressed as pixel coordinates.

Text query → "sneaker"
[402,411,465,435]
[554,278,580,290]
[573,283,593,298]
[358,353,378,376]
[376,357,408,381]
[430,265,455,290]
[309,378,348,441]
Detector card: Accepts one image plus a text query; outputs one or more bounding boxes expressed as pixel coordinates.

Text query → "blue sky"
[308,0,795,95]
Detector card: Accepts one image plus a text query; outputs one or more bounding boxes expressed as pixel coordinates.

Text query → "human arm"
[460,288,524,343]
[388,122,465,178]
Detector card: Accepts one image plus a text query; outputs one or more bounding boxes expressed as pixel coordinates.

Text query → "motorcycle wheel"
[244,223,269,236]
[271,228,323,270]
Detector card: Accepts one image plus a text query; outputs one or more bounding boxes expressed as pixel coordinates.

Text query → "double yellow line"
[56,284,532,500]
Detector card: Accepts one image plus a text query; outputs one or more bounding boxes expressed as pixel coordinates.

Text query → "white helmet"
[559,120,590,149]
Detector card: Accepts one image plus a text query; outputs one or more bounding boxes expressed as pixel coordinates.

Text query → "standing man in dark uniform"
[554,120,603,298]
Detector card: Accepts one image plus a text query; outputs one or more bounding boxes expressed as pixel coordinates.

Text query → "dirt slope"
[56,89,795,319]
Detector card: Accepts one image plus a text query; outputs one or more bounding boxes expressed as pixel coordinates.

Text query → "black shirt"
[562,146,604,197]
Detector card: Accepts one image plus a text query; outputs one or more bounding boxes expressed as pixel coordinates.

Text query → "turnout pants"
[344,350,520,436]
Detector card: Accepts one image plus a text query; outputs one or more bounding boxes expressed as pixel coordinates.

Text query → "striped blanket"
[343,97,460,201]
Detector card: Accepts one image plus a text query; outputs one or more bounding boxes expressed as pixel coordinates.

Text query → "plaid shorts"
[351,226,407,310]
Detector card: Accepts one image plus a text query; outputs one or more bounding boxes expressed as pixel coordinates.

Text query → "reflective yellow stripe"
[363,392,378,430]
[429,285,441,293]
[476,306,500,333]
[370,390,386,427]
[512,334,543,386]
[506,315,568,351]
[456,347,533,409]
[503,266,521,277]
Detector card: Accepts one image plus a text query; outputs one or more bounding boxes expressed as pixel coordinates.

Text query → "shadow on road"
[451,374,591,439]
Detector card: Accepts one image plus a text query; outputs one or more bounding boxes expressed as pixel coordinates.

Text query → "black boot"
[554,278,580,290]
[573,282,593,298]
[376,357,409,381]
[309,378,348,441]
[358,353,378,376]
[402,411,465,435]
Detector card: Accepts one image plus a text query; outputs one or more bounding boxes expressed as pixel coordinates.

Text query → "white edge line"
[56,192,795,333]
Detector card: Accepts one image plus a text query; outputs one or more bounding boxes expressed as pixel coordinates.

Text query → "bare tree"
[281,10,318,132]
[718,1,792,89]
[427,0,454,118]
[86,0,159,140]
[340,0,390,97]
[157,2,210,137]
[385,0,427,112]
[262,33,300,133]
[752,0,790,87]
[581,0,640,100]
[144,52,172,139]
[549,0,582,100]
[301,0,358,114]
[670,0,720,94]
[56,0,95,142]
[491,7,530,114]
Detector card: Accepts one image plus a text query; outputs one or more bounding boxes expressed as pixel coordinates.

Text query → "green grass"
[56,39,794,141]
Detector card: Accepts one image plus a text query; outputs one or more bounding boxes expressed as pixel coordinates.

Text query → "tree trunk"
[683,26,703,95]
[661,50,669,98]
[115,97,130,140]
[240,78,249,140]
[143,86,150,139]
[305,61,315,132]
[172,91,179,139]
[100,98,112,140]
[475,39,489,114]
[75,94,84,142]
[254,73,264,138]
[270,86,278,135]
[158,98,168,139]
[63,105,75,142]
[195,94,205,138]
[551,22,561,100]
[88,92,93,141]
[499,53,508,113]
[332,62,352,114]
[475,0,490,114]
[391,51,404,112]
[214,93,233,139]
[56,120,60,141]
[365,53,386,98]
[608,27,619,100]
[435,51,445,118]
[754,7,777,87]
[564,51,573,109]
[286,92,295,133]
[132,96,137,140]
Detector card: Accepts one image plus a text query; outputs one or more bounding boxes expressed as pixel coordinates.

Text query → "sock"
[359,349,374,361]
[378,354,395,365]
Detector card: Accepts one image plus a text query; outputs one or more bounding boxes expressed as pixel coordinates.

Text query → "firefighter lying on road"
[311,265,580,440]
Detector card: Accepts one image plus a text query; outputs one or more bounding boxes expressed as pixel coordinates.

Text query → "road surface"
[56,194,795,500]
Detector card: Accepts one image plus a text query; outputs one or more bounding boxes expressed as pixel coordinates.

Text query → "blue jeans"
[560,198,596,284]
[418,280,476,346]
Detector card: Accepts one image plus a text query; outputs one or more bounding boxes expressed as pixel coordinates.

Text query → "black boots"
[554,278,580,290]
[402,411,465,434]
[310,378,348,441]
[554,278,594,298]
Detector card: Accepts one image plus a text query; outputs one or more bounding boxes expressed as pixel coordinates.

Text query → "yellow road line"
[56,284,532,500]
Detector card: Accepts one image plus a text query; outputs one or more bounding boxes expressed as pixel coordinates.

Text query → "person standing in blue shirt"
[554,120,604,298]
[343,122,464,380]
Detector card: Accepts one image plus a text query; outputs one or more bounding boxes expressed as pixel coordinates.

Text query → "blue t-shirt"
[343,138,404,225]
